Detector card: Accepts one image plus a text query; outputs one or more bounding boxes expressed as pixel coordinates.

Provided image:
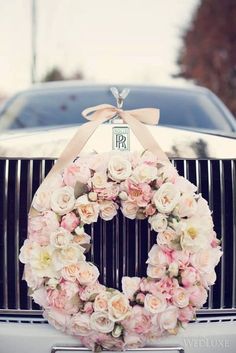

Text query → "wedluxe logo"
[183,337,230,349]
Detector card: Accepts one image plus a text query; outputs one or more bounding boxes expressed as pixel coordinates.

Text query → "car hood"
[0,124,235,159]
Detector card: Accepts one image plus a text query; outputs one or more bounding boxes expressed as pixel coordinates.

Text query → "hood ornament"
[110,87,130,109]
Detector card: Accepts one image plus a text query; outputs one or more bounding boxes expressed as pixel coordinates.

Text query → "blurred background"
[0,0,235,117]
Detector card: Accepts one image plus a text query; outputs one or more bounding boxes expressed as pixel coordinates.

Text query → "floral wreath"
[19,104,222,351]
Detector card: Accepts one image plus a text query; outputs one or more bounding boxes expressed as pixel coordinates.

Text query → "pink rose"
[79,282,106,301]
[122,179,152,207]
[61,212,80,232]
[188,285,207,307]
[122,305,152,334]
[172,287,189,308]
[63,161,91,187]
[181,267,198,287]
[28,211,59,245]
[178,306,195,323]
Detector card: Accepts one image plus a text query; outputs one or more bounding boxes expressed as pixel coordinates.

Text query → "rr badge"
[112,126,130,151]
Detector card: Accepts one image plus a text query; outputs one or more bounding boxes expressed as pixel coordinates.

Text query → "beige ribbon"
[41,104,170,183]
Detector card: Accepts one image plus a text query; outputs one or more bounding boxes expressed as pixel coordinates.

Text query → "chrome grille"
[0,158,235,316]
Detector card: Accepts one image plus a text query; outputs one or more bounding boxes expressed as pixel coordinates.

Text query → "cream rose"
[121,200,138,220]
[51,186,75,215]
[61,264,80,282]
[93,292,110,311]
[153,182,180,214]
[99,200,118,221]
[122,277,141,299]
[68,313,91,336]
[50,227,73,249]
[144,293,166,313]
[148,213,168,233]
[108,155,132,181]
[108,293,131,322]
[32,188,51,212]
[91,172,108,189]
[132,164,157,183]
[75,195,99,224]
[90,311,114,333]
[147,264,166,279]
[76,261,100,286]
[157,228,180,250]
[172,287,189,308]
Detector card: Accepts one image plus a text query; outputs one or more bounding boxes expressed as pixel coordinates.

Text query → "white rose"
[54,244,85,270]
[180,218,210,252]
[76,261,99,286]
[23,264,44,290]
[144,293,167,313]
[153,182,180,214]
[94,291,110,311]
[190,247,222,274]
[147,244,169,266]
[174,176,197,194]
[148,213,168,233]
[68,313,91,336]
[19,239,38,264]
[51,186,75,215]
[30,244,57,277]
[108,155,132,181]
[147,264,166,279]
[172,287,189,308]
[90,311,114,333]
[157,162,178,182]
[108,293,131,322]
[132,164,157,183]
[99,200,118,221]
[91,172,108,188]
[122,277,141,299]
[158,305,179,330]
[75,195,99,224]
[50,227,73,248]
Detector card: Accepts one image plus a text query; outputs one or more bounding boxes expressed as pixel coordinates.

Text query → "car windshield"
[0,87,234,132]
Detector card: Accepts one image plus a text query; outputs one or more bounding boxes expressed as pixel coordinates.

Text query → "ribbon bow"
[44,104,169,182]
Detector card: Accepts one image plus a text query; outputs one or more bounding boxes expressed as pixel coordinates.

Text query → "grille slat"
[232,160,236,308]
[0,158,235,316]
[3,160,9,309]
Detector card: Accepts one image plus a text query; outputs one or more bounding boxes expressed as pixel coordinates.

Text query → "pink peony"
[61,212,80,232]
[63,162,91,187]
